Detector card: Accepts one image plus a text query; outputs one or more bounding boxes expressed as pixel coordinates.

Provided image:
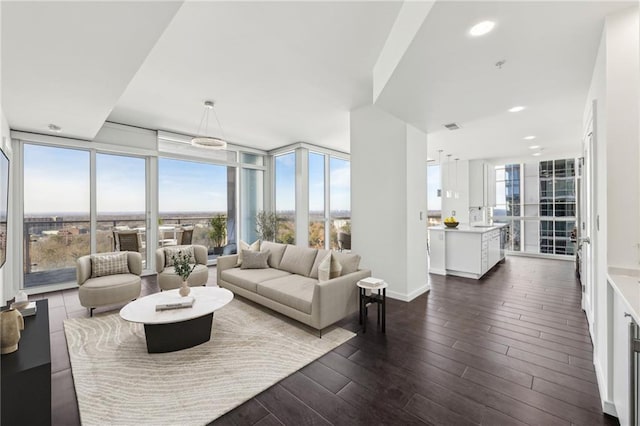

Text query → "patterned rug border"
[64,297,355,426]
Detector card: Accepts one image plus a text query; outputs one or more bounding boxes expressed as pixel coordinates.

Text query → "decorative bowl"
[444,221,459,228]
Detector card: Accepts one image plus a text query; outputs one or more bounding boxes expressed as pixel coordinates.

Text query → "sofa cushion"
[221,268,291,293]
[333,252,361,276]
[237,240,260,266]
[278,246,318,277]
[318,252,343,281]
[257,275,318,314]
[260,241,287,268]
[164,246,194,267]
[90,252,129,278]
[310,249,330,279]
[241,249,270,269]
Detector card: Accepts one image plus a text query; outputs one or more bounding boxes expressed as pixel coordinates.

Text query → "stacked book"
[360,277,385,287]
[10,301,37,317]
[155,296,195,311]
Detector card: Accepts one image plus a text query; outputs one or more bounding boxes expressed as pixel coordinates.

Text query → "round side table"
[357,279,388,333]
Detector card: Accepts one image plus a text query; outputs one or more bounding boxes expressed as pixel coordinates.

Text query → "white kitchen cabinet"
[612,288,632,426]
[429,224,507,279]
[487,230,501,268]
[607,273,640,426]
[469,160,496,208]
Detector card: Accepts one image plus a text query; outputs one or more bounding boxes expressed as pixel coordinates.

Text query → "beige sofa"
[217,241,371,334]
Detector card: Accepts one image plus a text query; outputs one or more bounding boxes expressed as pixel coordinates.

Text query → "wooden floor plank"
[44,258,618,426]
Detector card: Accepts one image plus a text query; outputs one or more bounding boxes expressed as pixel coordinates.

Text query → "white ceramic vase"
[179,280,190,297]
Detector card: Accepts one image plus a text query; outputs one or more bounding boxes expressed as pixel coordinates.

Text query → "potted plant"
[171,250,196,297]
[209,215,227,255]
[256,210,277,242]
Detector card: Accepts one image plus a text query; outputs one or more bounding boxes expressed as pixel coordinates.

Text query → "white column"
[350,104,429,301]
[295,147,309,247]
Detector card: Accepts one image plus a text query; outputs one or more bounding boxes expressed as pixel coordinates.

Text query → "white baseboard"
[386,283,431,302]
[594,356,617,417]
[428,268,446,276]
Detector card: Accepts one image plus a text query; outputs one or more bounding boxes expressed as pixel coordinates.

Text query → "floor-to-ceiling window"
[275,152,295,244]
[494,164,522,251]
[23,144,90,288]
[96,153,146,257]
[427,164,442,226]
[329,157,350,250]
[539,159,576,255]
[308,152,325,249]
[158,158,235,259]
[493,158,576,256]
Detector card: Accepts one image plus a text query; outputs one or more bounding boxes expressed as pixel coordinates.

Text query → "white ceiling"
[376,1,636,162]
[108,1,401,152]
[1,1,635,159]
[2,1,183,140]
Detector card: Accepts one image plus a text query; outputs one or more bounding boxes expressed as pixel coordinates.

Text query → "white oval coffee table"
[120,286,233,353]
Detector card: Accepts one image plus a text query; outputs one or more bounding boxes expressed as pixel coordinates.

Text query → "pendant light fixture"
[445,154,453,198]
[191,100,227,150]
[454,158,460,199]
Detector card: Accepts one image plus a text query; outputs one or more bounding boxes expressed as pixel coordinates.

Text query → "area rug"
[64,298,355,426]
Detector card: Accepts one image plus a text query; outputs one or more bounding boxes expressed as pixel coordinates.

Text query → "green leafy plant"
[171,251,195,281]
[256,210,277,242]
[209,215,227,248]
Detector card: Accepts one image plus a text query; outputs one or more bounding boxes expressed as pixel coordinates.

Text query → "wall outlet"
[451,210,456,216]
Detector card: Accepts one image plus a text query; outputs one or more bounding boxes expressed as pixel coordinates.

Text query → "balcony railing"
[23,216,234,288]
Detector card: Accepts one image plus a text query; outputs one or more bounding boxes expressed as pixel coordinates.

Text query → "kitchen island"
[428,223,508,279]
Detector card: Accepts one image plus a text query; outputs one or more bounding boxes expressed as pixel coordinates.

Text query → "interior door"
[580,123,595,325]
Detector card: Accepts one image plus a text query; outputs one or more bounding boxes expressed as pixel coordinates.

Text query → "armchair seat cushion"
[257,275,318,314]
[78,274,141,308]
[221,268,291,293]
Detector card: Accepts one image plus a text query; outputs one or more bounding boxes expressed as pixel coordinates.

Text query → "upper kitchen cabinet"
[469,160,496,207]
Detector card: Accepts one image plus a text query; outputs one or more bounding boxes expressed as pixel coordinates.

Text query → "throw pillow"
[240,249,270,269]
[237,240,260,266]
[318,252,342,282]
[165,246,195,267]
[91,252,129,278]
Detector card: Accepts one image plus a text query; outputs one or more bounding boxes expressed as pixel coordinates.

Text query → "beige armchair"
[77,251,142,316]
[155,245,209,291]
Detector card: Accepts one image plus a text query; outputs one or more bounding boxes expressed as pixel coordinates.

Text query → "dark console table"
[1,299,51,425]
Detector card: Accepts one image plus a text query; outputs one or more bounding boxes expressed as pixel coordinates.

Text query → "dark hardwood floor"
[38,256,617,426]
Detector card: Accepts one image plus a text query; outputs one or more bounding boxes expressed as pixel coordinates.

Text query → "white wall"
[351,104,429,301]
[405,124,428,298]
[605,7,640,270]
[0,112,14,306]
[583,5,639,414]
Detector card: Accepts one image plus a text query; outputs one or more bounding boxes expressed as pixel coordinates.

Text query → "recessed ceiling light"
[508,106,526,113]
[523,135,536,140]
[48,124,62,133]
[529,145,540,150]
[532,152,542,157]
[469,21,495,37]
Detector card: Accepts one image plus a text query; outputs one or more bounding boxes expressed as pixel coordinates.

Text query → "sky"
[275,152,351,213]
[23,144,352,216]
[23,145,228,214]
